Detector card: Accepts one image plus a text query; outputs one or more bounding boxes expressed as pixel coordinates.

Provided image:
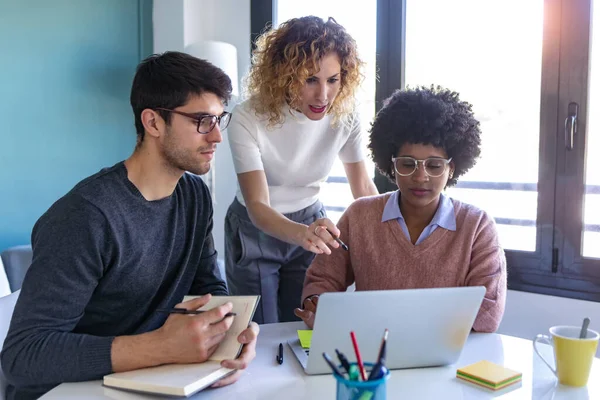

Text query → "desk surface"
[41,321,599,400]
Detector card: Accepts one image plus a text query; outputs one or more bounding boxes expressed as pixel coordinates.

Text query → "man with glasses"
[1,52,259,400]
[295,86,507,334]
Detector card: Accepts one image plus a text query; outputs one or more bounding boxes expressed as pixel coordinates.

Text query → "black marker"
[276,343,284,365]
[335,349,351,374]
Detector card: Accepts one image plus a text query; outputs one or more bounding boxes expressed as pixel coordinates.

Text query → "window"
[251,0,600,301]
[403,0,600,300]
[583,2,600,259]
[551,0,600,295]
[405,0,544,253]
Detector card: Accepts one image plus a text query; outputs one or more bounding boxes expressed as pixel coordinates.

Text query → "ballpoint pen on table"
[276,342,284,365]
[368,328,389,381]
[350,331,368,381]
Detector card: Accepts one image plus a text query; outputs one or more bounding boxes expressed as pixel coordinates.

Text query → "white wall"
[153,0,251,256]
[153,0,185,52]
[498,290,600,357]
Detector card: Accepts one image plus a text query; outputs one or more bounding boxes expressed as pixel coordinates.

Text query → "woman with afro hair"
[225,16,378,324]
[295,86,507,333]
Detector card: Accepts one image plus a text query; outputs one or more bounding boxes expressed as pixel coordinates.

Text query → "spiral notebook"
[103,295,260,397]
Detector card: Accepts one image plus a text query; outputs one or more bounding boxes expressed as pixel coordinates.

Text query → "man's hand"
[112,294,235,372]
[293,295,319,329]
[156,295,235,364]
[211,322,260,388]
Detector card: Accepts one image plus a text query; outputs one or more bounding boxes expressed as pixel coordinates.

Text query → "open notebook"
[103,295,260,397]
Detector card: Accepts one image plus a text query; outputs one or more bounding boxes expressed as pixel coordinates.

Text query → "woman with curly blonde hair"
[225,16,378,324]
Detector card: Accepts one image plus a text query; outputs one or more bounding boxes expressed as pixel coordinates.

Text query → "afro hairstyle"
[368,85,481,186]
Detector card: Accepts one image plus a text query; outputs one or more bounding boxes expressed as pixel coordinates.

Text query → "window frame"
[551,0,600,300]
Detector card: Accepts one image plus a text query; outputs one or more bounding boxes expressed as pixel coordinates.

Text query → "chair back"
[0,291,20,400]
[0,260,10,298]
[0,246,32,292]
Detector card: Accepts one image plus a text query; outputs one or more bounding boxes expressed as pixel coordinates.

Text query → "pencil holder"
[334,362,390,400]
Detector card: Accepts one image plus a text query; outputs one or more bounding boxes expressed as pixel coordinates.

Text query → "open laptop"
[288,286,485,374]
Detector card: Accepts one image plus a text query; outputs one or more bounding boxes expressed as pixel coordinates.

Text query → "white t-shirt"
[228,100,365,213]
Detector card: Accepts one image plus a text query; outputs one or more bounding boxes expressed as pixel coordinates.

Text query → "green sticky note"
[297,330,313,349]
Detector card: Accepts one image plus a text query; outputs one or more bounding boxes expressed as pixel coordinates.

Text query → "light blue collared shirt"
[381,191,456,245]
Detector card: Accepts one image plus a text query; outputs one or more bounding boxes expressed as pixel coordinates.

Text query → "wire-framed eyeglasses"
[155,108,231,134]
[392,156,452,177]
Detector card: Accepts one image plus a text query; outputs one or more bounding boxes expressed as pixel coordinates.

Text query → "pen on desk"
[325,228,349,251]
[368,328,389,381]
[350,331,368,381]
[322,352,344,378]
[276,343,284,365]
[156,308,237,317]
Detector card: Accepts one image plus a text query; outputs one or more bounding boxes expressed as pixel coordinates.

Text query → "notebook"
[456,360,522,390]
[103,295,260,397]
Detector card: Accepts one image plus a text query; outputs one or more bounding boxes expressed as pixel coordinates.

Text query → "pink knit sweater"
[302,193,507,333]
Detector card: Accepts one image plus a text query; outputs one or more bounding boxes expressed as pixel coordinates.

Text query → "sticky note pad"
[457,360,522,390]
[297,330,313,349]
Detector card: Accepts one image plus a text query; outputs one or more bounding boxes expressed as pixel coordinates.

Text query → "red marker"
[350,331,367,381]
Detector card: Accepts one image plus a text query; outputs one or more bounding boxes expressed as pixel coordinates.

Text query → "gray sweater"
[1,162,228,399]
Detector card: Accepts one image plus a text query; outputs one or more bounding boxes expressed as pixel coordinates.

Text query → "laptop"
[288,286,485,374]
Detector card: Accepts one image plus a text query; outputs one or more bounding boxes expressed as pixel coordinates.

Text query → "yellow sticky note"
[297,330,313,349]
[457,360,522,390]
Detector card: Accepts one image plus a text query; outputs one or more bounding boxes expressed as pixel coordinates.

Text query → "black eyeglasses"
[155,108,231,134]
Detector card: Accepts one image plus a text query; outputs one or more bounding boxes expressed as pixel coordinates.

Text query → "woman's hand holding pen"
[294,295,319,329]
[299,218,341,255]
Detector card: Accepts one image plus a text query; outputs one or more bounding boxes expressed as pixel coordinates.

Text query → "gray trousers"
[224,198,325,324]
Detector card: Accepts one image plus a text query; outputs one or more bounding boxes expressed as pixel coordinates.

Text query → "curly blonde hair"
[245,16,364,128]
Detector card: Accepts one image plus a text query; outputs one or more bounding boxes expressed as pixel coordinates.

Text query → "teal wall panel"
[0,0,153,251]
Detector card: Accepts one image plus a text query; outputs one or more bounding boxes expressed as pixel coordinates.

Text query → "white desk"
[41,321,599,400]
